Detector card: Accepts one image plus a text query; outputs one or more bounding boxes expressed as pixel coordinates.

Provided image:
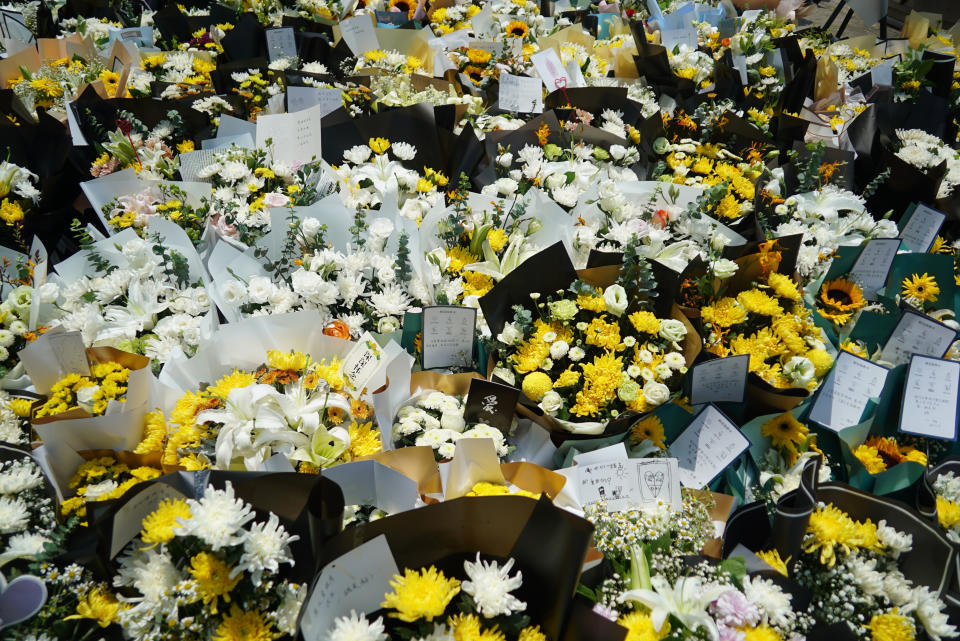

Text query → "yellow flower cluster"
[60,456,162,520]
[803,503,883,566]
[466,481,540,499]
[852,436,926,474]
[35,361,131,418]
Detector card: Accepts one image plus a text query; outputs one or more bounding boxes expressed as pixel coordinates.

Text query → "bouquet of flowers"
[228,68,285,121]
[325,555,550,641]
[0,392,34,443]
[58,454,162,520]
[748,411,834,502]
[34,361,132,419]
[852,436,927,474]
[448,45,528,88]
[87,109,193,179]
[71,481,305,641]
[196,144,324,247]
[0,160,40,249]
[933,469,960,543]
[490,280,692,434]
[392,390,510,460]
[331,137,449,222]
[350,49,427,75]
[58,17,123,48]
[127,51,217,99]
[894,128,960,200]
[701,263,834,392]
[54,232,214,367]
[7,55,110,114]
[429,2,482,35]
[790,500,956,640]
[103,183,208,245]
[0,453,59,568]
[160,349,380,471]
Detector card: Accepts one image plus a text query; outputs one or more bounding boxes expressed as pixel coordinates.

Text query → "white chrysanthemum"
[83,479,119,501]
[913,585,958,641]
[273,582,307,636]
[0,532,50,566]
[174,482,254,550]
[741,575,792,628]
[327,611,388,641]
[846,555,885,597]
[415,428,460,449]
[114,546,182,605]
[368,283,411,317]
[0,460,43,495]
[461,553,525,618]
[236,513,297,586]
[876,520,912,556]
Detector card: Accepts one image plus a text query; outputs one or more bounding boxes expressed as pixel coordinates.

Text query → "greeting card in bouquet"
[668,404,750,489]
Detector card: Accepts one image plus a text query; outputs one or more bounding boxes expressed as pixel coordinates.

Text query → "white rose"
[369,217,394,239]
[440,411,466,433]
[550,340,569,359]
[602,284,628,317]
[37,283,59,303]
[539,390,563,415]
[658,319,687,342]
[711,258,738,279]
[492,367,515,385]
[220,280,247,306]
[783,356,815,387]
[642,380,670,406]
[377,316,400,333]
[497,323,523,345]
[301,217,323,242]
[247,276,274,304]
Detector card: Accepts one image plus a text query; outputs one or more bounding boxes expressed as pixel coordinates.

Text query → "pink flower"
[710,590,759,628]
[262,192,290,208]
[211,213,239,239]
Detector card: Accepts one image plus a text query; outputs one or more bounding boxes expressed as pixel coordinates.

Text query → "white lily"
[101,278,170,339]
[621,575,729,641]
[464,232,538,282]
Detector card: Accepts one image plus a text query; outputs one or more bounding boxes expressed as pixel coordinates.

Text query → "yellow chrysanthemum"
[742,625,784,641]
[805,349,834,378]
[134,411,167,454]
[714,192,743,220]
[266,350,309,371]
[901,272,940,303]
[853,444,887,474]
[189,552,241,614]
[141,498,192,548]
[369,137,391,154]
[737,289,783,316]
[629,415,666,449]
[518,626,548,641]
[0,199,25,224]
[7,397,33,418]
[64,585,120,627]
[571,352,622,417]
[212,605,279,641]
[346,421,381,460]
[760,412,808,449]
[486,228,508,253]
[617,610,670,641]
[867,609,915,641]
[446,246,477,272]
[755,549,789,576]
[466,481,539,499]
[584,315,623,351]
[382,566,461,622]
[553,366,581,388]
[937,495,960,529]
[207,370,257,398]
[628,311,660,334]
[701,297,746,328]
[521,371,553,401]
[577,293,607,313]
[804,504,879,566]
[767,272,802,301]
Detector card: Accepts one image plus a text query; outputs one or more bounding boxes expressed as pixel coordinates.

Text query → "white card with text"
[848,237,900,299]
[900,203,946,252]
[498,72,543,113]
[880,311,957,368]
[577,458,681,511]
[900,355,960,441]
[809,351,888,431]
[255,103,324,166]
[667,405,749,489]
[421,306,476,369]
[689,354,749,405]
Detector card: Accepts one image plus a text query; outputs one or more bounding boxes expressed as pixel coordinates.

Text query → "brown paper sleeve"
[368,446,443,495]
[501,461,567,498]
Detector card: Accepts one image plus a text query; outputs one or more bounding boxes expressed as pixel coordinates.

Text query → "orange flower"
[323,320,352,339]
[535,123,550,146]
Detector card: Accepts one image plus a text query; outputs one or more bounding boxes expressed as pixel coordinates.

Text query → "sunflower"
[629,415,666,450]
[760,412,808,450]
[462,65,485,85]
[819,278,865,312]
[901,272,939,303]
[387,0,415,18]
[466,48,492,64]
[505,20,529,38]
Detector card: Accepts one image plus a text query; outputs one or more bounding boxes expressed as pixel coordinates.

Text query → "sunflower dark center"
[827,288,852,306]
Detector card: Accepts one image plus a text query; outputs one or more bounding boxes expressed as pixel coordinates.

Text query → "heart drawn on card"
[644,471,664,497]
[0,572,47,629]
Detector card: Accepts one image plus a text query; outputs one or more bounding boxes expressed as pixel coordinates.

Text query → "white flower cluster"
[0,456,56,568]
[895,128,960,199]
[393,390,510,459]
[55,237,212,366]
[585,494,714,557]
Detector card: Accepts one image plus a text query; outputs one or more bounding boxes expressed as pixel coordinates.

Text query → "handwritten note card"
[18,330,90,394]
[299,535,399,641]
[667,405,749,489]
[341,332,385,398]
[287,86,344,116]
[531,48,572,91]
[689,354,749,405]
[255,103,324,166]
[900,355,960,440]
[577,458,681,512]
[849,238,900,299]
[110,483,187,558]
[266,27,298,61]
[809,351,888,431]
[498,72,543,113]
[421,306,476,369]
[900,203,946,252]
[880,311,957,368]
[339,14,378,55]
